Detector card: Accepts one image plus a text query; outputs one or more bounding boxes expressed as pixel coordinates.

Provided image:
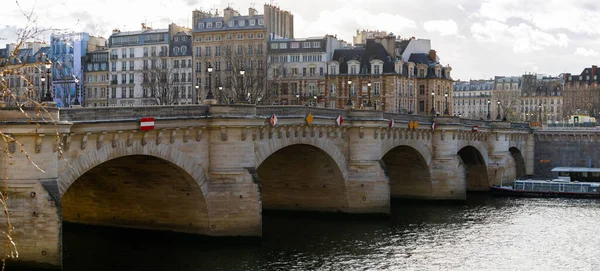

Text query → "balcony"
[110,55,118,60]
[130,54,134,58]
[110,80,118,85]
[121,55,127,59]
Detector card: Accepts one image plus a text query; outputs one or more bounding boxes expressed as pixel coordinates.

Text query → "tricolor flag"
[140,117,155,131]
[270,114,278,126]
[431,122,437,131]
[336,115,343,126]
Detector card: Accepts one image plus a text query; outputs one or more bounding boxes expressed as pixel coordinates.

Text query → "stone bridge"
[0,105,532,269]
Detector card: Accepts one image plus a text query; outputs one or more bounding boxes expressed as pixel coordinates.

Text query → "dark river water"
[51,194,600,270]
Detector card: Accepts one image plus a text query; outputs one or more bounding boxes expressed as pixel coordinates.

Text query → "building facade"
[267,35,349,106]
[82,49,109,107]
[326,38,417,113]
[192,5,293,104]
[168,25,194,104]
[518,74,563,123]
[453,79,494,119]
[563,66,599,119]
[0,43,51,105]
[50,33,106,107]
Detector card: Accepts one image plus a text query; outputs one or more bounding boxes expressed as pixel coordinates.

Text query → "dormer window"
[197,22,204,29]
[173,47,180,54]
[216,22,222,28]
[303,42,311,48]
[181,46,187,54]
[373,65,381,75]
[207,22,213,28]
[239,20,245,27]
[250,20,256,26]
[258,19,264,25]
[228,21,234,27]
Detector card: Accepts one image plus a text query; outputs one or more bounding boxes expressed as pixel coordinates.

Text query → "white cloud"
[474,0,600,36]
[423,20,459,37]
[575,47,600,57]
[471,21,569,53]
[457,4,465,12]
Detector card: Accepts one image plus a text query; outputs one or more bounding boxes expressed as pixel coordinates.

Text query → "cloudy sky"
[2,0,600,80]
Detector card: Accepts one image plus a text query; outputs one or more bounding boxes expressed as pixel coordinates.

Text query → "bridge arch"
[381,145,432,199]
[59,143,211,235]
[458,145,489,191]
[509,147,526,179]
[256,142,349,212]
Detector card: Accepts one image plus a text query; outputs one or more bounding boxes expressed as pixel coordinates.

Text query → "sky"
[2,0,600,81]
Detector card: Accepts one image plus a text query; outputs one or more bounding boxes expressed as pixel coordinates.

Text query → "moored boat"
[491,167,600,198]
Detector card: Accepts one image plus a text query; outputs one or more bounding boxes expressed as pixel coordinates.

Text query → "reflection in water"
[44,195,600,270]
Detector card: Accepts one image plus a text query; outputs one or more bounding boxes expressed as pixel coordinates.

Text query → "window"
[291,42,299,49]
[257,33,264,39]
[271,43,278,49]
[239,20,245,27]
[228,21,234,27]
[196,62,202,73]
[174,60,180,68]
[174,47,180,54]
[350,65,357,75]
[129,87,133,98]
[419,69,425,77]
[309,67,316,76]
[373,65,381,75]
[121,87,126,98]
[237,34,244,39]
[195,36,202,42]
[302,67,307,76]
[226,34,232,40]
[207,22,213,28]
[129,48,135,58]
[374,82,381,96]
[419,101,425,112]
[181,46,187,54]
[215,35,221,41]
[182,73,186,82]
[215,61,221,71]
[129,60,134,70]
[249,19,256,26]
[248,33,254,39]
[216,22,222,28]
[257,44,263,55]
[351,84,357,96]
[197,22,204,29]
[258,19,264,25]
[319,67,324,76]
[206,46,211,56]
[237,45,243,54]
[181,60,186,68]
[215,46,221,56]
[312,41,320,48]
[419,85,425,95]
[280,43,287,49]
[329,66,337,75]
[303,42,311,48]
[205,36,212,41]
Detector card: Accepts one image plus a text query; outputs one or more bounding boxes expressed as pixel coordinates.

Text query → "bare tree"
[214,46,278,105]
[141,55,182,105]
[495,90,521,121]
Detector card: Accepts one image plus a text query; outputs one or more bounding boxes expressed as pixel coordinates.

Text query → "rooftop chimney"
[592,65,597,78]
[249,7,258,18]
[429,49,437,63]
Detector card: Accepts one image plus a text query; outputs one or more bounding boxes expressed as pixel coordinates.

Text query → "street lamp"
[239,69,245,103]
[444,92,449,115]
[41,62,53,102]
[496,101,501,120]
[538,104,542,122]
[73,77,80,105]
[487,100,491,120]
[296,94,300,105]
[195,85,200,104]
[206,64,214,100]
[347,80,353,107]
[219,86,223,103]
[367,81,372,107]
[313,95,317,107]
[431,92,435,115]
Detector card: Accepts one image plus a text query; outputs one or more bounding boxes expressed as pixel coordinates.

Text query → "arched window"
[181,46,187,54]
[173,47,180,54]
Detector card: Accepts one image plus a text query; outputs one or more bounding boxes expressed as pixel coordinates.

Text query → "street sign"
[473,125,479,133]
[140,117,155,131]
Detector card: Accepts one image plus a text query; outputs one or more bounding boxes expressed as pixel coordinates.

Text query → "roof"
[551,167,600,173]
[194,15,266,33]
[111,28,168,37]
[331,40,395,74]
[396,39,411,55]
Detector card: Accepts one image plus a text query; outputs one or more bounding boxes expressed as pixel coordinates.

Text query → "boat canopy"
[551,167,600,173]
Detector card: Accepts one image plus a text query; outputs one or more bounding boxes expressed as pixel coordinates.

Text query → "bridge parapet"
[59,105,210,122]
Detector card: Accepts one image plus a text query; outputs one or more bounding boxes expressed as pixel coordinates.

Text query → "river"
[36,194,600,270]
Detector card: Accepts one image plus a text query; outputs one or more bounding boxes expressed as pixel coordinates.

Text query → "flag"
[431,122,437,131]
[389,119,395,128]
[270,114,278,126]
[336,115,343,126]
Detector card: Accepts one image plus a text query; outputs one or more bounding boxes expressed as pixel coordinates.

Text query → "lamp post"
[41,62,53,102]
[73,77,80,106]
[486,100,491,120]
[206,64,214,100]
[195,85,200,104]
[496,101,501,120]
[538,104,542,122]
[367,81,372,108]
[219,86,223,103]
[347,80,353,108]
[239,69,246,103]
[444,92,449,115]
[430,92,435,115]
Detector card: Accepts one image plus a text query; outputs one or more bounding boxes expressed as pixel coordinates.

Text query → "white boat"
[491,167,600,197]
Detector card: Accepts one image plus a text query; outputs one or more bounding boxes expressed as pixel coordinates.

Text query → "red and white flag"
[389,119,395,128]
[473,125,479,133]
[270,114,278,126]
[431,122,437,131]
[140,117,155,131]
[336,115,343,126]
